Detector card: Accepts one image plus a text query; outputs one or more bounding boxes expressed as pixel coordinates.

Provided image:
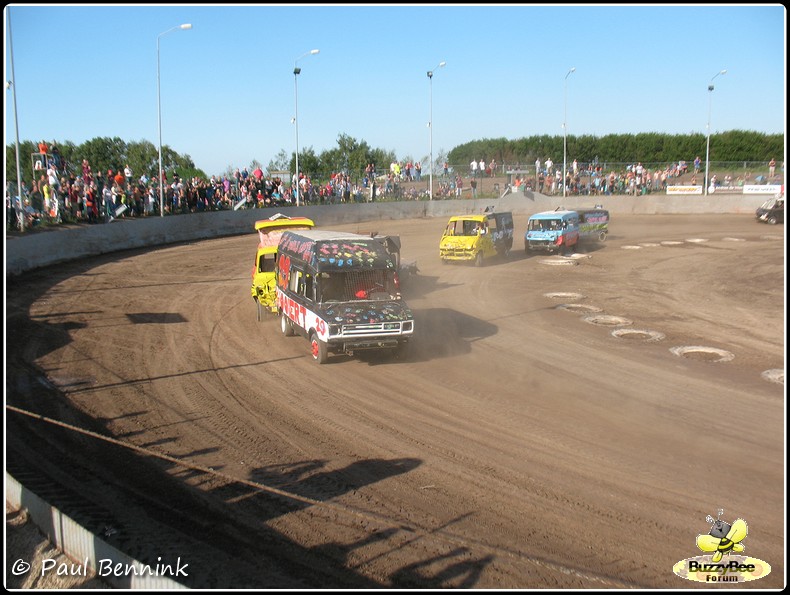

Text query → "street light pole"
[157,23,191,217]
[704,69,727,196]
[427,61,446,201]
[7,7,24,231]
[563,67,575,199]
[293,49,319,207]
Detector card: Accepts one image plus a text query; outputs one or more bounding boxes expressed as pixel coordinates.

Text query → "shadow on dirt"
[6,244,499,589]
[407,308,498,362]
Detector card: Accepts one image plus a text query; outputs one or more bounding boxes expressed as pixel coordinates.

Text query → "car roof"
[448,211,512,223]
[530,210,577,218]
[254,215,315,232]
[282,229,377,242]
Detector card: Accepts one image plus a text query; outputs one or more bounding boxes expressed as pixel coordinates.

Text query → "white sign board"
[742,184,782,195]
[666,185,703,195]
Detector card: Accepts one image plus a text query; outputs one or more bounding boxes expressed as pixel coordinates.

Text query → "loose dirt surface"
[5,214,785,589]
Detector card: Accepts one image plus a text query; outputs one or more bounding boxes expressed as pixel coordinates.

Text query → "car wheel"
[599,231,608,241]
[474,252,484,267]
[281,313,294,336]
[310,332,328,364]
[768,216,778,225]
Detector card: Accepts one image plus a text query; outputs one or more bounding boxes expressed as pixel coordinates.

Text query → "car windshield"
[760,199,777,210]
[319,270,397,302]
[529,219,561,231]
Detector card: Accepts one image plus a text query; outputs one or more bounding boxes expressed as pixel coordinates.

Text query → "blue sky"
[4,3,786,177]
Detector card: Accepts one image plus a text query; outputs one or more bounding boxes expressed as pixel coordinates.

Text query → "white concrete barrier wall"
[6,473,187,589]
[6,191,770,276]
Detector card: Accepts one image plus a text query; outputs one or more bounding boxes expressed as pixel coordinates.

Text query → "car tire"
[768,216,777,225]
[281,313,294,336]
[474,252,484,267]
[310,332,328,364]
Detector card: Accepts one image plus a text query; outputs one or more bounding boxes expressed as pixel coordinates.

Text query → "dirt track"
[5,213,785,589]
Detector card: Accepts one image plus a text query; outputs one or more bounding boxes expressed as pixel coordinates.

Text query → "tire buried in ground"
[582,315,633,327]
[544,292,586,300]
[669,345,735,363]
[539,258,578,266]
[760,369,784,385]
[611,329,666,342]
[556,303,603,313]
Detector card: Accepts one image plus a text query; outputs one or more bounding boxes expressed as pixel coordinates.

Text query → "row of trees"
[6,130,782,191]
[448,130,783,171]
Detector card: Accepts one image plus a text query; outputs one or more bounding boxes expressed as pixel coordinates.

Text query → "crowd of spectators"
[6,148,783,231]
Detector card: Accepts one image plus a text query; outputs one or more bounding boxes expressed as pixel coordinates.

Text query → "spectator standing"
[50,142,62,170]
[42,179,52,217]
[478,158,485,178]
[103,183,114,222]
[112,182,125,216]
[124,164,133,188]
[146,187,155,216]
[694,156,701,174]
[768,158,776,177]
[545,157,553,175]
[82,160,93,185]
[84,184,96,223]
[29,182,43,216]
[470,159,478,178]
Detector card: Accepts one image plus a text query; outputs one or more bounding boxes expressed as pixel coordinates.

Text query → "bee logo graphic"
[696,509,748,562]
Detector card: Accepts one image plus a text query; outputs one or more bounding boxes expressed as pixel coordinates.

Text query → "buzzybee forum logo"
[673,509,772,583]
